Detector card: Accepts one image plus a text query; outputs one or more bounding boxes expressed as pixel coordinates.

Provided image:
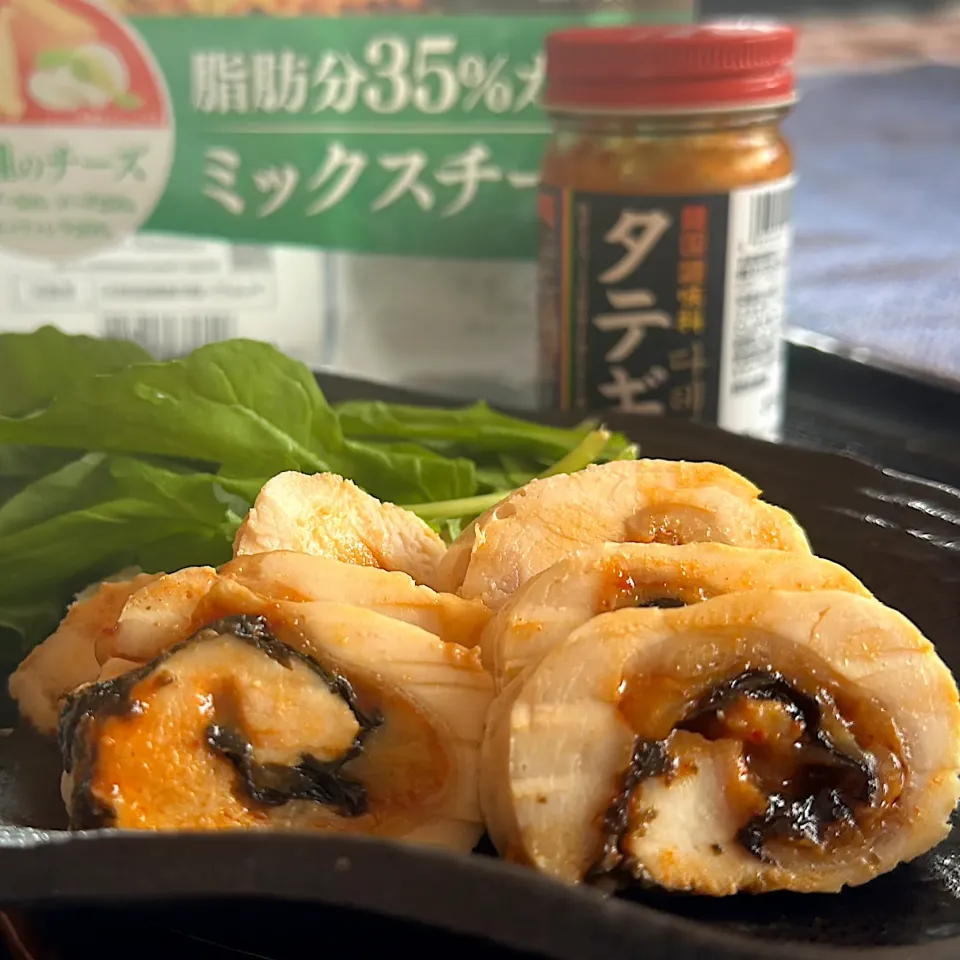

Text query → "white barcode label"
[103,315,238,359]
[718,176,795,442]
[748,188,793,242]
[0,235,329,367]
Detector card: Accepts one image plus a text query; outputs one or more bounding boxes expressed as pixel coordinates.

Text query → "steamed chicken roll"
[481,590,960,894]
[9,571,159,734]
[434,460,811,610]
[62,590,493,850]
[97,552,490,670]
[488,542,871,689]
[222,552,490,647]
[96,566,218,668]
[233,472,446,586]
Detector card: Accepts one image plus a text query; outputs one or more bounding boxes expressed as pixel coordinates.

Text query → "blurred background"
[746,0,960,394]
[0,0,958,411]
[328,0,960,409]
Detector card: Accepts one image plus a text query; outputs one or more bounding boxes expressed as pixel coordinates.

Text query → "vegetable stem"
[540,429,610,478]
[405,491,507,522]
[404,429,617,522]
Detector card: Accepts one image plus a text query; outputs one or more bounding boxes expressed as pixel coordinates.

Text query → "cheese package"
[0,0,695,406]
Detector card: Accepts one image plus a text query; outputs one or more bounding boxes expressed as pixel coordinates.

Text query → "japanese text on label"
[191,41,545,117]
[202,142,538,219]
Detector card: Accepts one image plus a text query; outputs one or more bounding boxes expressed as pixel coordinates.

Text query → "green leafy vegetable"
[0,453,110,539]
[0,455,243,591]
[354,441,476,503]
[541,430,618,479]
[403,429,615,521]
[337,400,636,515]
[337,399,634,462]
[0,454,248,646]
[344,440,476,505]
[0,327,637,660]
[0,327,150,418]
[0,446,77,503]
[0,339,339,471]
[0,338,472,505]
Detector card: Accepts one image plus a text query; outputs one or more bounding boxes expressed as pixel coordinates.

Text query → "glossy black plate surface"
[1,373,960,960]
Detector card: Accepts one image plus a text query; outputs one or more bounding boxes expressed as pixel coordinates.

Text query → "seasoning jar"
[537,23,796,441]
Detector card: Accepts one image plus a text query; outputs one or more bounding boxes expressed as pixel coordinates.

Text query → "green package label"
[0,2,694,396]
[130,12,692,260]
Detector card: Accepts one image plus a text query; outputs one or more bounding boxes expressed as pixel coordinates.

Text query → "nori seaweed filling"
[60,614,382,829]
[589,669,878,885]
[635,598,689,610]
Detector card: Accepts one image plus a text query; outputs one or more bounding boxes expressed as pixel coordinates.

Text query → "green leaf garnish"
[0,327,637,656]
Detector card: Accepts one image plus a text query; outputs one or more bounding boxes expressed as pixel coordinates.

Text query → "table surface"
[784,7,960,388]
[789,64,960,387]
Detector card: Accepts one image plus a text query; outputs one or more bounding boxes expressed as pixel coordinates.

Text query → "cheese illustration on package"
[0,0,173,260]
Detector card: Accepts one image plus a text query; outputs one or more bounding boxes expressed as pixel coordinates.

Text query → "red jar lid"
[545,22,797,113]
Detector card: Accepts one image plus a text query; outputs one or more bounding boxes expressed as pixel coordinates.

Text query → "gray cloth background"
[788,65,960,384]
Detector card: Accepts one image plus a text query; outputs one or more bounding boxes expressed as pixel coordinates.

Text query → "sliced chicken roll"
[482,590,960,894]
[222,552,490,648]
[234,472,446,586]
[9,572,159,734]
[487,542,870,689]
[98,552,490,671]
[62,581,493,852]
[98,565,219,669]
[14,554,490,737]
[434,460,811,611]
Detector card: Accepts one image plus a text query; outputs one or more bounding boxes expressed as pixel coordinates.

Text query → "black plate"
[2,373,960,960]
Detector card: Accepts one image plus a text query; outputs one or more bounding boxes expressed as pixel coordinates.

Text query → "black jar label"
[537,181,794,442]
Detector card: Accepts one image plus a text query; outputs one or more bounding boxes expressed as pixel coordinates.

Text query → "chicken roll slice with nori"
[9,572,160,734]
[434,460,811,611]
[62,583,493,851]
[487,542,870,689]
[481,590,960,894]
[233,472,446,586]
[96,551,490,676]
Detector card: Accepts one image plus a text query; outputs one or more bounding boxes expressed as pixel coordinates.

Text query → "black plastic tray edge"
[0,372,958,960]
[786,327,960,398]
[0,831,951,960]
